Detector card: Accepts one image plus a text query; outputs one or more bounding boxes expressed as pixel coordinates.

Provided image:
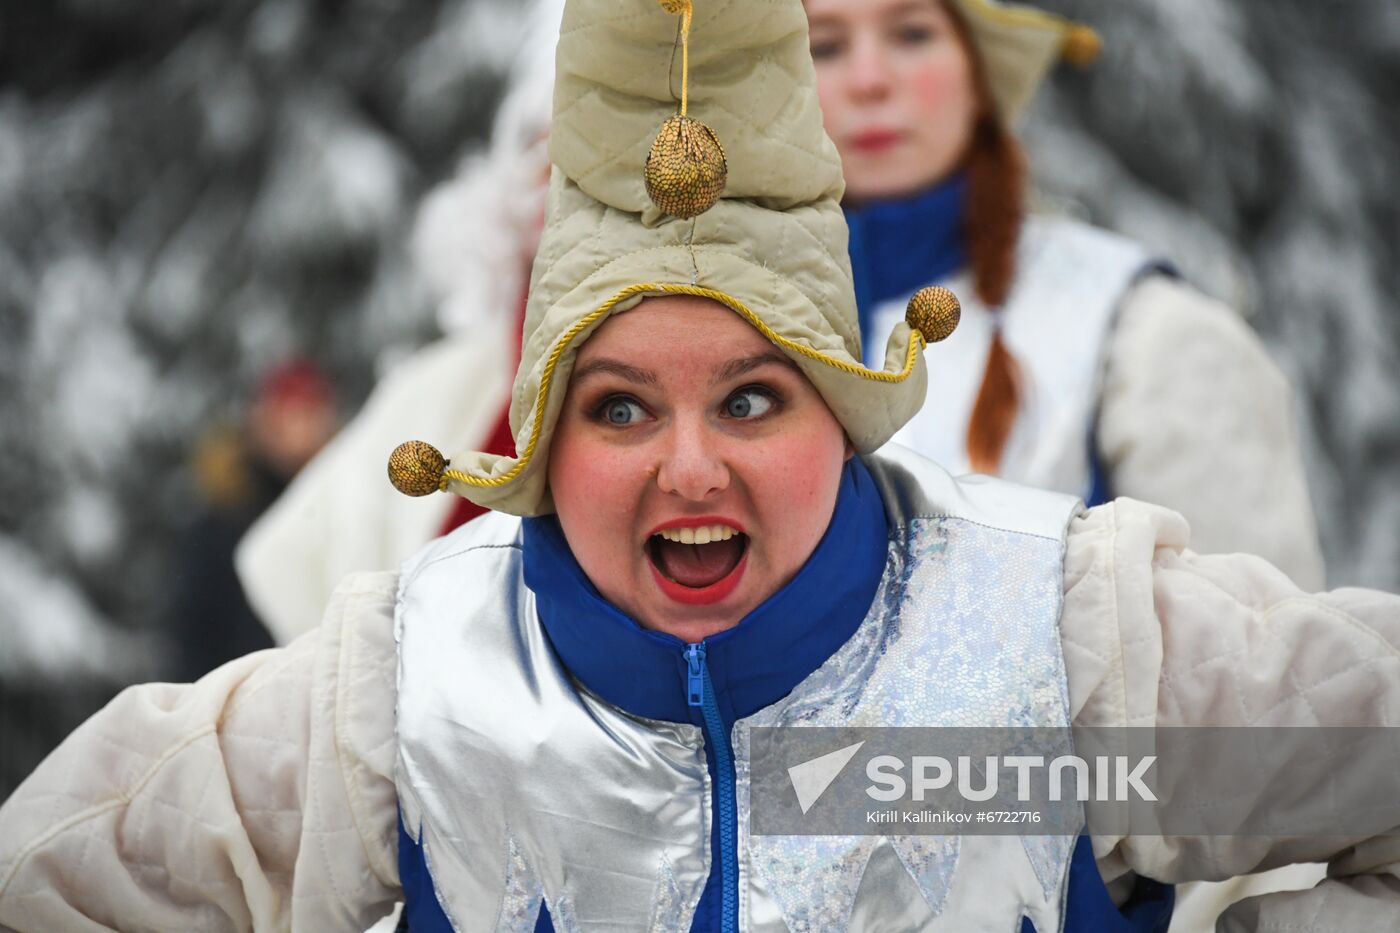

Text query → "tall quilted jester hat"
[388,0,960,516]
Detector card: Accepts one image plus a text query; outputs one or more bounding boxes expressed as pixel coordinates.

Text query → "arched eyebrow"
[571,352,796,388]
[712,352,799,385]
[571,358,659,387]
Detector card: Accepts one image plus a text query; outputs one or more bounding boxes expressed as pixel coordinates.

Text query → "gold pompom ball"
[1062,25,1102,67]
[645,115,727,219]
[388,440,447,497]
[656,0,691,13]
[905,286,961,344]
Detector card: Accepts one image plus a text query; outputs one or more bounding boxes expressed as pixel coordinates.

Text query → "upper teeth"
[656,524,739,545]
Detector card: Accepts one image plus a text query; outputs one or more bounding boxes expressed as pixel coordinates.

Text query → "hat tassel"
[645,1,728,219]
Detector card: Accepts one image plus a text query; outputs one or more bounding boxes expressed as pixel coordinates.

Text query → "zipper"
[684,643,739,933]
[686,643,706,707]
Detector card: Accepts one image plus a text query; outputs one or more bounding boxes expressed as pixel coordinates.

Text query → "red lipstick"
[646,515,748,537]
[850,128,904,153]
[649,552,748,605]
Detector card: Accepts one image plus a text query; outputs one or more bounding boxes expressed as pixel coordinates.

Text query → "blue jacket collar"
[522,457,889,726]
[845,174,968,353]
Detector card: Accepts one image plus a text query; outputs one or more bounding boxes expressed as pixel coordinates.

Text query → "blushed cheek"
[558,443,655,580]
[551,444,608,552]
[779,449,832,503]
[554,447,629,538]
[757,431,846,568]
[905,56,975,130]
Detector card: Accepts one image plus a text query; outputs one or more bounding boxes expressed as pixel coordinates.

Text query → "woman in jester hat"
[1,2,1398,931]
[806,0,1324,590]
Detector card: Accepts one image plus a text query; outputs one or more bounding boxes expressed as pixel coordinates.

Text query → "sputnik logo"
[788,741,865,814]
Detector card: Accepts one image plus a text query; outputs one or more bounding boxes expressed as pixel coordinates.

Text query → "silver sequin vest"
[396,445,1082,931]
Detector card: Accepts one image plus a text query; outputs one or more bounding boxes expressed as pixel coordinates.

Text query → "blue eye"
[602,397,647,425]
[724,389,775,419]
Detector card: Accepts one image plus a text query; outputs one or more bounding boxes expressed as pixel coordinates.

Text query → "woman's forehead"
[577,295,775,361]
[569,295,806,391]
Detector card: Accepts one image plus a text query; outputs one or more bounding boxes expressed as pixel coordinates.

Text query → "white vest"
[863,217,1153,498]
[395,446,1082,931]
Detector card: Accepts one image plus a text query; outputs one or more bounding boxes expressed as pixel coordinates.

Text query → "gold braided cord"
[960,0,1071,30]
[655,284,924,382]
[657,0,695,115]
[442,282,924,490]
[680,6,692,116]
[958,0,1095,58]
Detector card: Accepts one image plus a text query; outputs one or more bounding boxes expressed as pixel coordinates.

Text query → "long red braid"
[963,114,1026,474]
[943,2,1028,475]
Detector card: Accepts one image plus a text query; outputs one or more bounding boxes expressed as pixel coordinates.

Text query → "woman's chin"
[843,160,953,204]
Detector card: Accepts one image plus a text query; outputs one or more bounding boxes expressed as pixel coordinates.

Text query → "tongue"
[654,537,745,588]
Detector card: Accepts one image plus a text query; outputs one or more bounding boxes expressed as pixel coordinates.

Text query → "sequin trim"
[497,832,545,933]
[739,517,1073,930]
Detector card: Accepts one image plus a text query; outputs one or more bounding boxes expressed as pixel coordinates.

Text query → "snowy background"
[1,0,1397,797]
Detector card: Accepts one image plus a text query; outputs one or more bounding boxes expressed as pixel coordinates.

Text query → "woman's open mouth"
[646,522,749,605]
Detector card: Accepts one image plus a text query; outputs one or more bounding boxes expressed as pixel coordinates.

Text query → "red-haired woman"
[808,0,1325,589]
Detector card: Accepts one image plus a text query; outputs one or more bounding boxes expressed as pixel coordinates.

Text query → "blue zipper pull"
[684,643,706,707]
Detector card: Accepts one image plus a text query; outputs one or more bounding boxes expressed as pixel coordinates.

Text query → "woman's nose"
[847,35,893,100]
[655,419,730,501]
